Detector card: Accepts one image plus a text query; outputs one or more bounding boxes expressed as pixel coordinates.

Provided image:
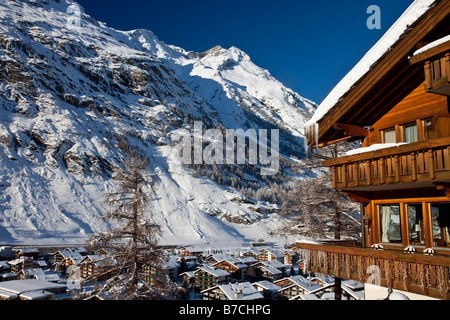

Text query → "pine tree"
[80,155,185,300]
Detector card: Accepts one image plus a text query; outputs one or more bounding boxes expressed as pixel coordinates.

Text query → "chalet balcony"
[424,53,450,96]
[297,242,450,300]
[323,137,450,191]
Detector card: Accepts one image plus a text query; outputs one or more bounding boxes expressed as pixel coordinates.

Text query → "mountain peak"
[0,0,316,245]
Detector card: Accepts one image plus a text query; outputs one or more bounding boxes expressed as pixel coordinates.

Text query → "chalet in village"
[299,0,450,300]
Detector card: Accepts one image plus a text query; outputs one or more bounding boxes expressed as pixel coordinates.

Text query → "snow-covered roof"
[253,280,282,292]
[341,280,365,300]
[263,260,287,269]
[19,290,54,300]
[305,0,436,128]
[195,266,230,278]
[218,282,264,300]
[0,279,66,295]
[291,293,321,301]
[413,34,450,56]
[278,275,324,293]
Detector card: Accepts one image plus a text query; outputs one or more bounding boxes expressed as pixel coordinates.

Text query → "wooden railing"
[323,137,450,190]
[425,53,450,95]
[297,242,450,300]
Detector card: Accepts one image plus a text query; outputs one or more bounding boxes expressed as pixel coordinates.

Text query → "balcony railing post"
[332,166,337,189]
[395,155,401,183]
[411,152,418,181]
[380,158,386,184]
[429,150,436,180]
[425,61,433,91]
[445,53,449,80]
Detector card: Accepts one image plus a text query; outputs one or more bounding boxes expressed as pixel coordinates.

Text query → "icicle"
[314,123,319,148]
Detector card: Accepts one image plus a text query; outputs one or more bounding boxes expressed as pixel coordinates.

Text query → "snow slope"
[0,0,315,245]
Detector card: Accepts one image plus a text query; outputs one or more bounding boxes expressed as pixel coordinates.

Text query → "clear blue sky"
[76,0,414,105]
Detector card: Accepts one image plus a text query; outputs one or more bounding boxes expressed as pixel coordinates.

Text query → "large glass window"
[379,205,402,243]
[407,204,425,245]
[403,123,418,143]
[431,203,450,247]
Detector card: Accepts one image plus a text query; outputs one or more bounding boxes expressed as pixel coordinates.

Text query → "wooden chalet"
[193,266,231,291]
[274,275,329,300]
[299,0,450,300]
[201,282,264,301]
[79,255,116,281]
[257,248,284,262]
[248,261,285,282]
[211,259,248,281]
[252,280,282,300]
[14,248,39,260]
[8,256,34,274]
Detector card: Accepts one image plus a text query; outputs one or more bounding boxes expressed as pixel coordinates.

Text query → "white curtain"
[381,206,391,243]
[404,124,418,143]
[383,129,396,144]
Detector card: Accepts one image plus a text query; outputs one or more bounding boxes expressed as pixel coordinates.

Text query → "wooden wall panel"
[365,82,449,146]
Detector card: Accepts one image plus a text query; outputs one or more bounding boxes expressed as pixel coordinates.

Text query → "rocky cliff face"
[0,0,316,245]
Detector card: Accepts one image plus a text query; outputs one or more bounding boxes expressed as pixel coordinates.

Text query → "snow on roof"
[0,279,66,295]
[195,266,230,278]
[259,265,283,275]
[278,275,324,293]
[253,280,282,292]
[219,282,264,300]
[292,293,321,301]
[341,281,365,300]
[0,288,19,299]
[305,0,436,128]
[263,260,287,269]
[413,34,450,56]
[19,290,54,300]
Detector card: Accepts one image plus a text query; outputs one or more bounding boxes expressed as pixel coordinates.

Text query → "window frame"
[372,198,450,252]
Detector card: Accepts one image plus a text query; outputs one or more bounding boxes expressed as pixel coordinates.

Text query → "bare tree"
[78,155,185,300]
[276,171,361,242]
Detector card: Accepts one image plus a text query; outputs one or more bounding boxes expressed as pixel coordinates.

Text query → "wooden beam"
[409,38,450,65]
[333,123,369,137]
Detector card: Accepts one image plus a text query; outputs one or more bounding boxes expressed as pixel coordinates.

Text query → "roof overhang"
[306,0,449,148]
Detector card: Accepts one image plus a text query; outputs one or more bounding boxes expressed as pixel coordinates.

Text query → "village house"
[14,248,39,260]
[0,279,68,300]
[201,282,264,301]
[211,259,248,281]
[240,249,259,259]
[274,275,330,300]
[248,262,283,282]
[299,0,450,300]
[282,250,297,266]
[139,254,180,284]
[257,248,284,262]
[181,246,204,258]
[253,280,282,300]
[193,266,231,291]
[52,248,85,273]
[79,254,116,281]
[8,256,34,274]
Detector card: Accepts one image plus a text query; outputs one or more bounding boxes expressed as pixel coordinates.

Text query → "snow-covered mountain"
[0,0,316,246]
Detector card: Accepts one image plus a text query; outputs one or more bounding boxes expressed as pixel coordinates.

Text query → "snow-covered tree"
[78,155,185,300]
[275,170,361,242]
